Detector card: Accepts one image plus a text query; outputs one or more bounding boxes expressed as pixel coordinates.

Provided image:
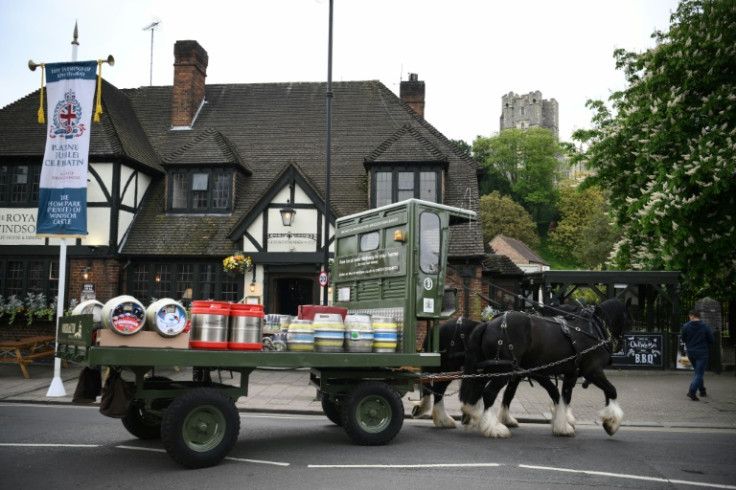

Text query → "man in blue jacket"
[680,310,715,401]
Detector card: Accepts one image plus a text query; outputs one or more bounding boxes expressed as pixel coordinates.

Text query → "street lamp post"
[322,0,333,306]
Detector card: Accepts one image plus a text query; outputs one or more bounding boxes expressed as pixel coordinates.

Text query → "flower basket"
[222,253,253,274]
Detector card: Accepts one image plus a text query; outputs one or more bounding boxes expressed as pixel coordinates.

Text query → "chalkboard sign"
[611,333,665,368]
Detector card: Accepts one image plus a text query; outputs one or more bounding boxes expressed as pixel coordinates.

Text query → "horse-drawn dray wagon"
[55,199,476,468]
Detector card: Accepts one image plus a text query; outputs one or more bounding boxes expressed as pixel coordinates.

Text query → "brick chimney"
[400,73,425,118]
[171,40,208,128]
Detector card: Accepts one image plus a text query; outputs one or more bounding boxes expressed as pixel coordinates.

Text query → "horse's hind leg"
[411,385,434,419]
[586,370,624,436]
[412,381,457,428]
[477,377,511,438]
[459,377,486,429]
[498,376,520,427]
[432,384,458,428]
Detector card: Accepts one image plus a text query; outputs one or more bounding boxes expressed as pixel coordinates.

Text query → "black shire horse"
[458,298,631,438]
[411,317,481,428]
[412,306,582,430]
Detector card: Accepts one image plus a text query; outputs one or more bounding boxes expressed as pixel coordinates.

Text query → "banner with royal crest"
[36,60,97,237]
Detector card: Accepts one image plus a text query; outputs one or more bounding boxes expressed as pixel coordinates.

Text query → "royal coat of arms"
[50,89,86,139]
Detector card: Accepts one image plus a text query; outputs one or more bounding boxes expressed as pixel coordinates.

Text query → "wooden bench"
[0,335,58,379]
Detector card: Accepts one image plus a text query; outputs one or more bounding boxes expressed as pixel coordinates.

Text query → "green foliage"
[450,139,472,157]
[0,293,66,326]
[538,237,578,270]
[473,128,562,222]
[572,0,736,300]
[479,192,540,250]
[574,211,621,269]
[548,181,618,268]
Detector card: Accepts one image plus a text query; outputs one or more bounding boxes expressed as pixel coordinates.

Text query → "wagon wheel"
[320,393,342,426]
[161,387,240,469]
[122,405,163,440]
[121,375,171,440]
[341,381,403,446]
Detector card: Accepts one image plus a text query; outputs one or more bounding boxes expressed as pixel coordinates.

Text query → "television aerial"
[142,19,161,86]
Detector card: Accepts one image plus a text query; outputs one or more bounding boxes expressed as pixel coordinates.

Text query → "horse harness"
[440,316,471,363]
[479,310,617,375]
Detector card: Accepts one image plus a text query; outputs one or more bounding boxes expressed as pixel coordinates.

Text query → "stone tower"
[500,91,558,139]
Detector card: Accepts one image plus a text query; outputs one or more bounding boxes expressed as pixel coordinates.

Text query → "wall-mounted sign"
[336,248,405,280]
[611,333,664,368]
[81,283,95,301]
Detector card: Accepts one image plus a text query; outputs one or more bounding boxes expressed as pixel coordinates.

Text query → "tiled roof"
[489,234,549,266]
[481,254,525,275]
[2,78,484,259]
[0,80,162,173]
[365,124,448,163]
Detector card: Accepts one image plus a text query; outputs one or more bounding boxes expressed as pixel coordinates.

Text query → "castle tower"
[499,91,558,139]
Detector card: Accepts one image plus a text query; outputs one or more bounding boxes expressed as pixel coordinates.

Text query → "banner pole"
[46,23,79,397]
[46,238,67,397]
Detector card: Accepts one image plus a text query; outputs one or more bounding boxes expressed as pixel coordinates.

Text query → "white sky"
[0,0,680,144]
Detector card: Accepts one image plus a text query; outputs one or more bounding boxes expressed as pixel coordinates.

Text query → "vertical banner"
[36,60,97,237]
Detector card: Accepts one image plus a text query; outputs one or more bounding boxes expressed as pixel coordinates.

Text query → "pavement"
[2,358,735,430]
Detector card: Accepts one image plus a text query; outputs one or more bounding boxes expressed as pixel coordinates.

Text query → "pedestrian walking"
[680,310,715,401]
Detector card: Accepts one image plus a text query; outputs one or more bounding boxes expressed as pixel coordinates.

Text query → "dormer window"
[169,168,232,213]
[371,165,442,208]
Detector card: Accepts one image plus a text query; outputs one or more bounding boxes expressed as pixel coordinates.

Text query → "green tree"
[575,211,620,269]
[479,192,540,251]
[450,139,472,157]
[548,181,616,268]
[572,0,736,300]
[473,128,562,224]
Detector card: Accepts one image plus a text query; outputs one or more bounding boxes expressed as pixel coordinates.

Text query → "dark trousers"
[687,353,708,394]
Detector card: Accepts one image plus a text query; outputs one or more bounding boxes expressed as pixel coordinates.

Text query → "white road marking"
[519,464,736,489]
[117,445,166,453]
[309,463,502,469]
[116,445,290,466]
[226,457,290,466]
[0,443,98,447]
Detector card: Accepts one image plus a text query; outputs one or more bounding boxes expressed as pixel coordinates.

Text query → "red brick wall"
[69,259,121,304]
[172,40,209,127]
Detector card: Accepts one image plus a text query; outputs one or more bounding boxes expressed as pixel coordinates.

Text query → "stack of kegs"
[313,313,345,352]
[188,301,265,351]
[344,314,374,353]
[372,317,398,353]
[286,318,314,352]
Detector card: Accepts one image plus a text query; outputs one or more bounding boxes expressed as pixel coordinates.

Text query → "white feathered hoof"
[599,400,624,436]
[411,396,432,419]
[479,408,511,438]
[432,399,457,428]
[461,401,483,430]
[566,406,576,428]
[551,401,575,437]
[497,404,519,428]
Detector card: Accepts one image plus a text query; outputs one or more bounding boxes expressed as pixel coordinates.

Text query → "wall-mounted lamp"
[280,199,296,227]
[249,267,257,293]
[82,260,92,281]
[155,274,161,283]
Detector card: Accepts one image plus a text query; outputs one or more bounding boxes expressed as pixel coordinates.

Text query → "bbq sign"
[611,333,665,368]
